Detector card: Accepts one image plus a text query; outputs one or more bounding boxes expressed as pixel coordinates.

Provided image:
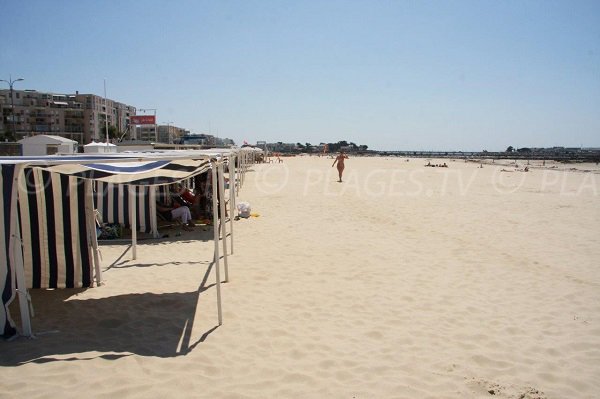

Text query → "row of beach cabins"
[1,147,263,341]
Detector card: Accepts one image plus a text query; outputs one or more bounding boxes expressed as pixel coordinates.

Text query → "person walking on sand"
[332,151,349,182]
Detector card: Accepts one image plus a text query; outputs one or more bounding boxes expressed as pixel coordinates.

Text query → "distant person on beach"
[332,151,349,182]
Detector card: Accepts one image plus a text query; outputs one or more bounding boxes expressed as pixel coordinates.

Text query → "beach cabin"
[18,135,77,156]
[83,141,117,154]
[0,148,254,340]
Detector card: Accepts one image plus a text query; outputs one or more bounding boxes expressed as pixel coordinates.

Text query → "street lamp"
[0,75,25,140]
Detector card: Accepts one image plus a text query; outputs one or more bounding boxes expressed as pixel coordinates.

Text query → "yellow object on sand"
[250,213,260,217]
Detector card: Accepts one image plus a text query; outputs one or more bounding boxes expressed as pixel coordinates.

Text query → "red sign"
[130,115,156,125]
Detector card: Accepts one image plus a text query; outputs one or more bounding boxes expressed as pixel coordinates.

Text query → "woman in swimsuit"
[331,151,349,182]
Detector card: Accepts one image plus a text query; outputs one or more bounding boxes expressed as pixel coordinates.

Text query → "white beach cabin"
[18,135,78,156]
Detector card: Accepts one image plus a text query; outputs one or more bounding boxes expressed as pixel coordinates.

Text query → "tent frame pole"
[85,180,102,286]
[129,185,137,260]
[217,163,229,282]
[229,155,236,254]
[211,162,223,325]
[149,188,159,238]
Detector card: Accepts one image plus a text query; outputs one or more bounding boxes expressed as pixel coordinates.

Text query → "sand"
[1,156,599,398]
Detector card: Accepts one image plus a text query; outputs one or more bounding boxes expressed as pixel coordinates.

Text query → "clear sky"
[1,0,599,151]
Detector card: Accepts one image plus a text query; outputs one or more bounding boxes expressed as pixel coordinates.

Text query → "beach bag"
[237,202,251,218]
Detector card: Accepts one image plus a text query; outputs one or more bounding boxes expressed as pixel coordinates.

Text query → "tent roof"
[18,135,77,144]
[84,141,117,147]
[0,149,241,186]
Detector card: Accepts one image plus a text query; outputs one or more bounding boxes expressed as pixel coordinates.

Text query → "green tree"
[100,124,118,140]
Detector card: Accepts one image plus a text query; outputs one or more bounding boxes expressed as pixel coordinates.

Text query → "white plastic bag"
[237,202,251,218]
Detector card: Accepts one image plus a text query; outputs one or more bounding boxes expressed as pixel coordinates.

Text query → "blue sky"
[1,0,598,151]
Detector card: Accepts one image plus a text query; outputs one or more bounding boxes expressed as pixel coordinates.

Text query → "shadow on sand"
[0,261,221,366]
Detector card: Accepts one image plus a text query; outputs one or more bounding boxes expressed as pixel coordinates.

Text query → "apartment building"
[180,134,234,147]
[75,93,136,142]
[0,89,135,144]
[136,124,188,143]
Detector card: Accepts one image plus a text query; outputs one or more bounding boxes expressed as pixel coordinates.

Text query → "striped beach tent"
[1,151,233,340]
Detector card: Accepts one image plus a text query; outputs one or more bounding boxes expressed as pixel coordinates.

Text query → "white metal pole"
[240,152,245,188]
[218,163,229,282]
[234,152,242,197]
[149,187,160,238]
[129,185,137,260]
[229,154,235,254]
[85,180,102,286]
[104,78,109,145]
[211,163,223,325]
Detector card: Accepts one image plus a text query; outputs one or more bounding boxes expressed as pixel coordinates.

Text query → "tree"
[506,146,514,152]
[100,125,118,140]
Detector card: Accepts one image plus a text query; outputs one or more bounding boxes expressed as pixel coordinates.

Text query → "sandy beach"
[2,155,599,398]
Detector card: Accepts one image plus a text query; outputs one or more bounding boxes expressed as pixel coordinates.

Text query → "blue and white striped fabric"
[94,182,154,234]
[18,168,94,290]
[36,157,212,185]
[1,164,17,339]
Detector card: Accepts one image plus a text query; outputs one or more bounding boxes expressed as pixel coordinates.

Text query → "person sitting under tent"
[172,183,196,205]
[156,201,195,231]
[173,183,207,220]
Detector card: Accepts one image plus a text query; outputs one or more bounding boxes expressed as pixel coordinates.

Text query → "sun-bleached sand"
[2,156,599,398]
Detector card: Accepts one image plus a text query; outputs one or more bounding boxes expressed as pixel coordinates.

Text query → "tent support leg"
[229,155,235,254]
[218,163,229,282]
[85,180,102,286]
[149,188,160,238]
[211,163,223,326]
[129,186,137,260]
